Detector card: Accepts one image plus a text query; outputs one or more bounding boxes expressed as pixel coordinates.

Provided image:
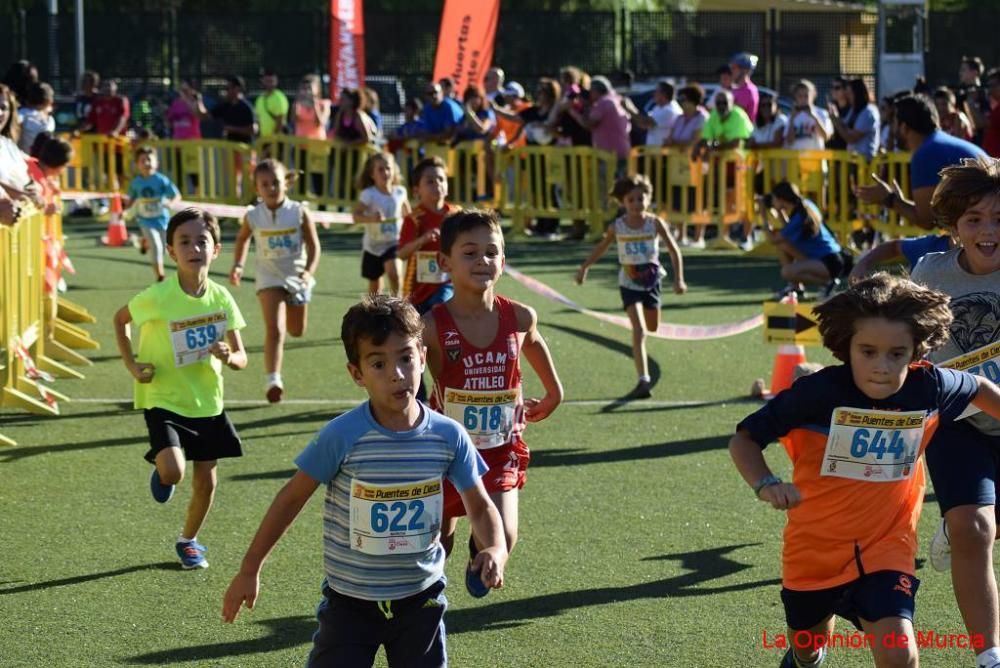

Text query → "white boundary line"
[69,397,746,408]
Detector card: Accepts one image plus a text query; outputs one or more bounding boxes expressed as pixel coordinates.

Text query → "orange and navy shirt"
[398,202,457,307]
[738,363,977,591]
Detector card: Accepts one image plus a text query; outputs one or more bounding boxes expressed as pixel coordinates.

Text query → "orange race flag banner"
[329,0,366,101]
[431,0,500,95]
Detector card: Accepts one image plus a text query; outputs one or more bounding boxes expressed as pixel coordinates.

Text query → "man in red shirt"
[81,79,130,137]
[981,68,1000,157]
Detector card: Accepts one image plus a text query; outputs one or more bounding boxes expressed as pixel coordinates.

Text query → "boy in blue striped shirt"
[222,294,507,667]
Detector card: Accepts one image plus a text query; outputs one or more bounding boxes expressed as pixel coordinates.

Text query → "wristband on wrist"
[882,192,897,209]
[753,474,783,498]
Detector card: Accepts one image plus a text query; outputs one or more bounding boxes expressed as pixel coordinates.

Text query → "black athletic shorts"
[143,407,242,463]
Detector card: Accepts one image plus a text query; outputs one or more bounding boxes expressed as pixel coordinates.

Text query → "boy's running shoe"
[266,380,284,404]
[176,540,209,569]
[821,278,842,299]
[780,646,826,667]
[623,379,652,400]
[150,469,175,504]
[465,561,490,598]
[929,518,951,572]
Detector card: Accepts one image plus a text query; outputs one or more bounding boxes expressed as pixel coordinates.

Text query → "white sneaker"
[689,238,706,250]
[929,518,951,572]
[738,239,754,252]
[680,238,692,247]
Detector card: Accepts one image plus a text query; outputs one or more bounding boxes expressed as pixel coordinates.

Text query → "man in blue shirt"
[417,82,464,143]
[857,94,986,230]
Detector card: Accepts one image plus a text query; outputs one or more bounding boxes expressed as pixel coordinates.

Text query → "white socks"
[266,372,283,388]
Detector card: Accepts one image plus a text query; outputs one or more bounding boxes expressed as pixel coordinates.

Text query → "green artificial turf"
[0,218,984,666]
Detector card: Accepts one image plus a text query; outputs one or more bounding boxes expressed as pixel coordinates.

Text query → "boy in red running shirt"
[730,273,1000,668]
[398,156,457,316]
[424,209,563,597]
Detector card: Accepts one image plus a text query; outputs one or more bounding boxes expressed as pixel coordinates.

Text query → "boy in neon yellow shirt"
[113,208,248,570]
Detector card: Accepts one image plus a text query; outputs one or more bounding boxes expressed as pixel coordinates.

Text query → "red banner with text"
[329,0,366,101]
[431,0,500,96]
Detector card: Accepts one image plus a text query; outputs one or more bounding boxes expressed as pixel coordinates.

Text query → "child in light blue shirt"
[127,146,180,281]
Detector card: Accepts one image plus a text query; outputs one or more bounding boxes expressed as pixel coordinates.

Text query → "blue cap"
[730,52,759,72]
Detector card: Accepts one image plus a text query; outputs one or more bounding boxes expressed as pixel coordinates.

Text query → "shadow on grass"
[531,434,729,468]
[0,562,177,595]
[0,434,148,462]
[230,468,296,482]
[447,543,780,634]
[124,615,316,665]
[545,322,660,389]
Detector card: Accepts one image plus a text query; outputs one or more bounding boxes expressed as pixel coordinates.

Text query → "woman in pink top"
[294,74,331,140]
[559,75,631,176]
[166,81,206,140]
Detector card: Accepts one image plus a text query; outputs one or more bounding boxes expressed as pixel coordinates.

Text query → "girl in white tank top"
[230,160,321,403]
[575,175,688,400]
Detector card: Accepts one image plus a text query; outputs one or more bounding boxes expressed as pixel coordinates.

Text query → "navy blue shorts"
[924,420,1000,513]
[620,284,661,310]
[414,284,454,316]
[143,408,242,463]
[781,570,919,631]
[307,579,447,668]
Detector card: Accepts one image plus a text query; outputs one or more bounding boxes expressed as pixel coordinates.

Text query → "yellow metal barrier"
[865,151,923,239]
[393,140,494,209]
[750,149,869,246]
[1,208,71,444]
[60,134,132,193]
[255,135,377,209]
[629,146,749,245]
[59,131,924,248]
[506,145,616,238]
[149,138,252,205]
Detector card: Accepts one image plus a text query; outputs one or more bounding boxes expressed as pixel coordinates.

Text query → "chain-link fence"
[1,7,889,105]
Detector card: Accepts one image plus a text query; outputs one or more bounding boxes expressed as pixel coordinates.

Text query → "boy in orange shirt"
[398,156,457,316]
[730,273,1000,668]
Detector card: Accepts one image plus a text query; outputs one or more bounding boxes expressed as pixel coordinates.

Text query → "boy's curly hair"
[813,272,952,363]
[931,156,1000,229]
[341,294,423,366]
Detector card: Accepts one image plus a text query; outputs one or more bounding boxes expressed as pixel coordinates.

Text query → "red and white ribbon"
[504,265,763,341]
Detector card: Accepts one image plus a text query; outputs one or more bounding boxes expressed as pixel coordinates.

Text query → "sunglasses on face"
[832,85,843,91]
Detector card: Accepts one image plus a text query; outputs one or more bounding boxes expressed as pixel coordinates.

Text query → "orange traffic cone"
[768,343,808,397]
[749,290,809,400]
[100,193,128,247]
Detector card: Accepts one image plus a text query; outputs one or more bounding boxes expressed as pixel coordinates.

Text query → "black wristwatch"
[753,474,783,498]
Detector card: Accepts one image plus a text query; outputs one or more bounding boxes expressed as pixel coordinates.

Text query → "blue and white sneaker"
[780,646,826,667]
[465,561,490,598]
[150,469,175,504]
[176,540,208,570]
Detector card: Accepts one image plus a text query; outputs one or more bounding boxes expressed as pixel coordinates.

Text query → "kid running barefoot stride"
[576,174,686,399]
[230,159,320,403]
[424,209,563,598]
[113,208,248,570]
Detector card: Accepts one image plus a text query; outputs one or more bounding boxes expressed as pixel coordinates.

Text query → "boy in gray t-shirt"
[910,156,1000,668]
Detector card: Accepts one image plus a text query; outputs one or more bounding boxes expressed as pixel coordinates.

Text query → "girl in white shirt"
[352,153,411,296]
